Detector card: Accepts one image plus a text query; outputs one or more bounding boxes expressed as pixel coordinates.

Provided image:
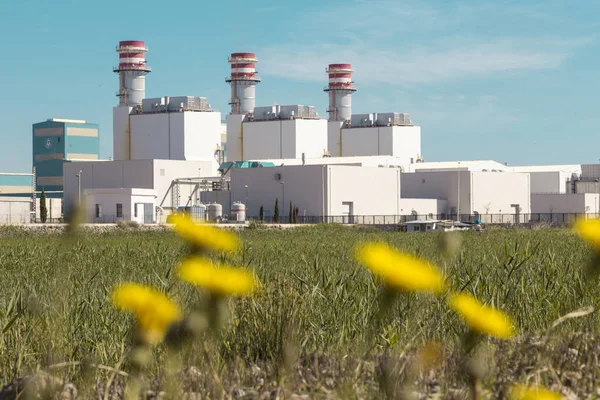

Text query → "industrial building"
[209,164,403,222]
[32,118,99,198]
[64,159,216,223]
[112,41,222,174]
[401,170,531,222]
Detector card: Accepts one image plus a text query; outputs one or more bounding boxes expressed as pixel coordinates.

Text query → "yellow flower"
[510,385,563,400]
[178,257,257,296]
[574,217,600,251]
[448,293,515,339]
[111,283,181,345]
[171,213,239,252]
[355,242,446,294]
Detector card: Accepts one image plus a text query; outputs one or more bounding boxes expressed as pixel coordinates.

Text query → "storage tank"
[231,202,246,222]
[207,203,223,222]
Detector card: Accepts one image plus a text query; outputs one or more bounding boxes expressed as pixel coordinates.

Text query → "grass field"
[0,225,598,398]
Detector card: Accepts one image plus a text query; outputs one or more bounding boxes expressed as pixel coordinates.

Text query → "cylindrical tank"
[231,202,246,222]
[207,203,223,222]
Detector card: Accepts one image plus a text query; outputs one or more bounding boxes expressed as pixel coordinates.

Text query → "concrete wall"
[340,126,421,171]
[399,198,448,216]
[327,121,344,157]
[226,114,245,162]
[471,172,531,215]
[0,197,31,224]
[113,107,133,161]
[242,119,327,160]
[153,160,214,209]
[402,170,530,215]
[532,193,600,214]
[130,113,171,160]
[527,171,571,194]
[230,165,402,218]
[326,166,401,216]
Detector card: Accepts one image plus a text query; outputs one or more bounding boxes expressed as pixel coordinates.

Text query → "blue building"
[0,174,33,196]
[32,119,99,198]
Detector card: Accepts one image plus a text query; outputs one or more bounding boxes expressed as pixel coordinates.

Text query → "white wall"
[391,126,421,167]
[0,197,31,224]
[226,114,245,162]
[327,166,401,216]
[230,165,402,218]
[230,165,325,218]
[243,121,282,160]
[340,126,421,171]
[36,198,62,220]
[130,113,171,159]
[399,198,447,216]
[402,170,531,215]
[182,112,222,166]
[294,119,328,159]
[526,171,571,194]
[84,188,156,223]
[470,172,531,215]
[113,106,132,161]
[531,193,600,214]
[327,121,344,157]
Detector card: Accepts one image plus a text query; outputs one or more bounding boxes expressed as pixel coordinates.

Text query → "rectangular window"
[116,203,123,218]
[95,204,101,218]
[134,204,138,218]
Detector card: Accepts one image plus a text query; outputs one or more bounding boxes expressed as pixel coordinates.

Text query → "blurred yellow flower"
[111,283,181,345]
[355,242,446,294]
[171,213,239,252]
[178,257,257,296]
[574,218,600,251]
[510,385,563,400]
[448,293,515,339]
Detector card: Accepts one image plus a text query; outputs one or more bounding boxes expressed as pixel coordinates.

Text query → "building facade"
[32,119,99,197]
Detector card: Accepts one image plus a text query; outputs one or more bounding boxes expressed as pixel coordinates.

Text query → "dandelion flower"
[171,213,239,252]
[178,257,257,296]
[510,385,563,400]
[355,242,446,294]
[111,283,181,345]
[574,218,600,251]
[448,293,515,339]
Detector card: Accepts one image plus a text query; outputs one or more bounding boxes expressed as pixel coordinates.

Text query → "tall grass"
[0,225,596,396]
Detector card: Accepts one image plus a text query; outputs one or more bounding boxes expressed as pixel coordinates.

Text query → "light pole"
[456,162,461,222]
[244,185,249,216]
[76,170,82,205]
[280,181,285,222]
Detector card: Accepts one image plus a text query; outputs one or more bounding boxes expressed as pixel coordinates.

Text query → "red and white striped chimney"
[324,64,356,121]
[226,53,261,115]
[113,41,151,106]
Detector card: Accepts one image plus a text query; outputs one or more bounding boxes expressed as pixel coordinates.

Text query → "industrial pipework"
[114,41,151,106]
[226,53,261,115]
[324,64,356,122]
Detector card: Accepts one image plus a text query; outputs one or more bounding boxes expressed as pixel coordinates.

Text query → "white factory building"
[52,40,599,225]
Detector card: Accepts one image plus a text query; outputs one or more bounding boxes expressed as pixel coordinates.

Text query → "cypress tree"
[259,205,264,222]
[294,207,299,224]
[289,201,293,224]
[40,189,48,223]
[274,199,280,223]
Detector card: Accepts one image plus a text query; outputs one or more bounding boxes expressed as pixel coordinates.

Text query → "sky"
[0,0,599,172]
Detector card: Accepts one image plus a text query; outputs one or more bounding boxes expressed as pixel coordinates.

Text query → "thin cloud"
[257,1,589,86]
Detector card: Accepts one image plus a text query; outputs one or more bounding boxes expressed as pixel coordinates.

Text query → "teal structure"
[0,174,33,197]
[32,119,100,198]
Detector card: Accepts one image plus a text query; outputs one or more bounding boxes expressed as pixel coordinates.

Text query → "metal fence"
[245,213,600,226]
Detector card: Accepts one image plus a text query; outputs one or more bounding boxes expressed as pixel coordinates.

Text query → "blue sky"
[0,0,599,172]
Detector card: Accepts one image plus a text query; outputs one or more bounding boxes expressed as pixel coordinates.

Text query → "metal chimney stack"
[226,53,261,115]
[324,64,356,122]
[114,41,151,106]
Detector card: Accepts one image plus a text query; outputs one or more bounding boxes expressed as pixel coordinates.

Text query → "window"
[160,169,165,177]
[134,204,138,218]
[95,204,102,218]
[116,203,123,218]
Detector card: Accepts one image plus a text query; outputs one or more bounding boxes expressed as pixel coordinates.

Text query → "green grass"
[0,225,597,397]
